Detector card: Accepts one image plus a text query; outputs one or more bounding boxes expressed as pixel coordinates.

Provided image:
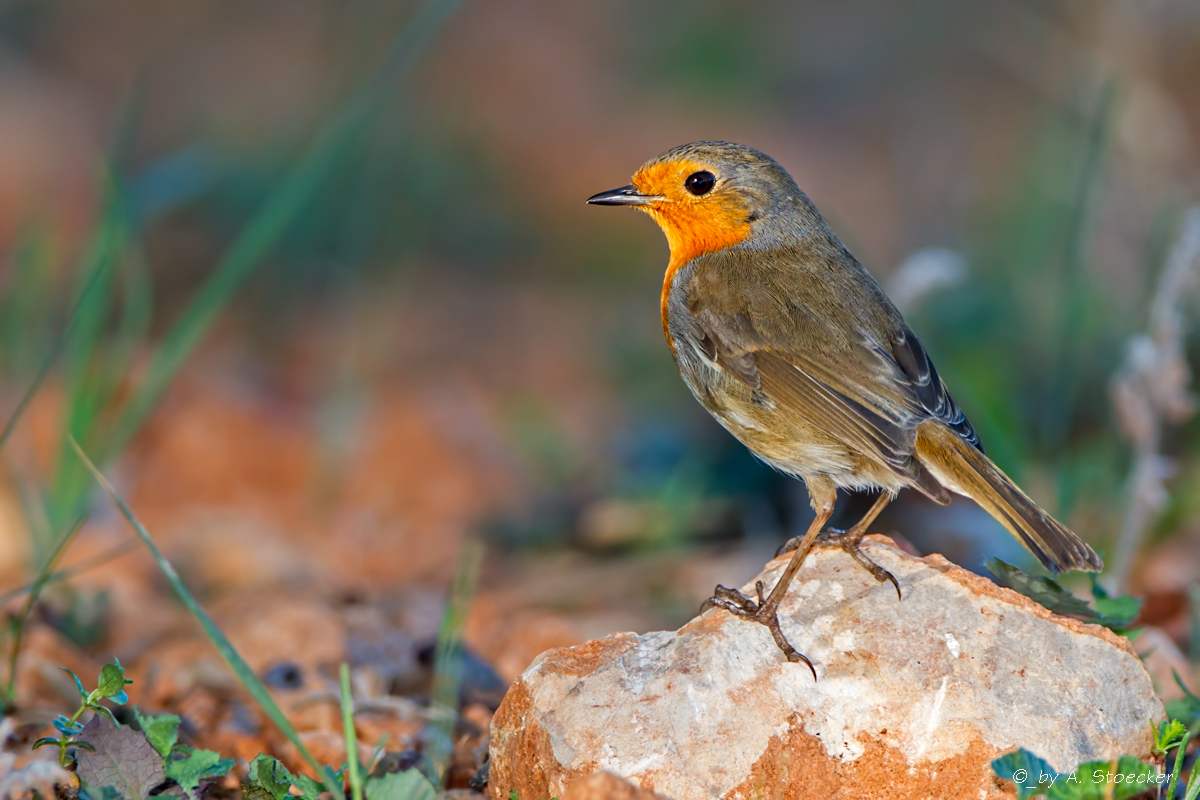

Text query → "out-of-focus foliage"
[0,3,1199,778]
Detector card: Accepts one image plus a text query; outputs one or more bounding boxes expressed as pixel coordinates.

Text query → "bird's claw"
[700,584,816,679]
[700,583,758,615]
[817,527,902,600]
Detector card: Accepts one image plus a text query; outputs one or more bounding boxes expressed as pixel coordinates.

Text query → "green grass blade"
[47,175,132,534]
[0,537,139,608]
[1,512,86,708]
[341,663,363,800]
[0,221,118,459]
[100,0,466,464]
[1042,78,1117,451]
[0,230,55,376]
[1167,731,1191,798]
[68,437,343,797]
[426,537,483,785]
[1187,762,1200,800]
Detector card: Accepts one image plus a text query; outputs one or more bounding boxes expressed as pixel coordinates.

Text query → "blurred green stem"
[1190,585,1200,665]
[427,538,483,786]
[1043,78,1116,452]
[0,259,112,459]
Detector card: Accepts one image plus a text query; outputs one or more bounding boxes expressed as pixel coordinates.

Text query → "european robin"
[588,141,1102,674]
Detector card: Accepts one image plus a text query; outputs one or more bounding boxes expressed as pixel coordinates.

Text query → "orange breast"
[632,160,752,352]
[648,197,748,352]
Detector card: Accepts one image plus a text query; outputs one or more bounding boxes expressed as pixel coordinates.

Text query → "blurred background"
[0,0,1198,788]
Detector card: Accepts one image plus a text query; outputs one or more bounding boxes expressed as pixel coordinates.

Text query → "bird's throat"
[650,206,751,354]
[628,160,753,352]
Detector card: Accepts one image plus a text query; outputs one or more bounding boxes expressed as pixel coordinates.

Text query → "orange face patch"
[632,159,752,268]
[631,159,753,349]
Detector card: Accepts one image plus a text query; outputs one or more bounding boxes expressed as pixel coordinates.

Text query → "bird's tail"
[914,422,1102,574]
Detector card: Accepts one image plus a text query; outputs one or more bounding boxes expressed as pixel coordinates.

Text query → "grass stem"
[341,663,363,800]
[69,436,344,797]
[1,513,86,709]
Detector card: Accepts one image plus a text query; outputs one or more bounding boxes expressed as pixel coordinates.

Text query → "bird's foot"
[700,582,816,678]
[777,528,901,600]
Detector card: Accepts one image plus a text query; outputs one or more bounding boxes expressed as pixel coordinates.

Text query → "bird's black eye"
[684,171,716,196]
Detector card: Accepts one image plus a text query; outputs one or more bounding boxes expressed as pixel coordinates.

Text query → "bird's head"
[588,141,805,266]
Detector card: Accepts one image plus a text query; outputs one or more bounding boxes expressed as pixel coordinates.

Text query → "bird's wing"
[886,324,982,451]
[686,259,981,474]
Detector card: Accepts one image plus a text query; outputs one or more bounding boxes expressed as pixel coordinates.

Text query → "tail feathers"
[915,423,1103,574]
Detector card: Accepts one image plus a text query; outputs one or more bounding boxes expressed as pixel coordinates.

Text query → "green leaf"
[1112,756,1158,800]
[165,748,234,800]
[243,754,295,800]
[985,559,1142,632]
[1154,718,1188,754]
[75,714,165,800]
[54,716,84,735]
[294,770,338,800]
[61,667,88,699]
[1046,757,1160,800]
[1091,594,1142,623]
[133,708,180,759]
[32,736,60,750]
[95,661,131,699]
[93,705,120,727]
[1185,764,1200,800]
[365,770,438,800]
[992,748,1057,799]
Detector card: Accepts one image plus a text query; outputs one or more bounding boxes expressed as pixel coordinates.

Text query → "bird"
[587,141,1102,675]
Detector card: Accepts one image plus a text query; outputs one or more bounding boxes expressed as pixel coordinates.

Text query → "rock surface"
[488,536,1164,800]
[563,771,668,800]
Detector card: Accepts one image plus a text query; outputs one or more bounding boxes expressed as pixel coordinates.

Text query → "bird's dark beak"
[587,185,658,207]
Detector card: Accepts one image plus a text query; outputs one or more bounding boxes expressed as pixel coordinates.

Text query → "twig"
[1109,207,1200,592]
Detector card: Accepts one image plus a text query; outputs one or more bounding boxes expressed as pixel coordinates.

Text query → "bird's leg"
[701,504,833,677]
[779,493,900,600]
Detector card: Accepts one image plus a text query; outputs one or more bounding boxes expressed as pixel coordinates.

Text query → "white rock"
[489,536,1163,800]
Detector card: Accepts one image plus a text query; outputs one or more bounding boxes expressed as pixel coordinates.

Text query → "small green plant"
[1153,718,1188,757]
[990,749,1057,800]
[335,662,439,800]
[427,538,483,785]
[32,659,236,799]
[33,659,132,767]
[1156,722,1195,800]
[992,746,1164,799]
[69,436,343,798]
[241,753,335,799]
[984,558,1143,634]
